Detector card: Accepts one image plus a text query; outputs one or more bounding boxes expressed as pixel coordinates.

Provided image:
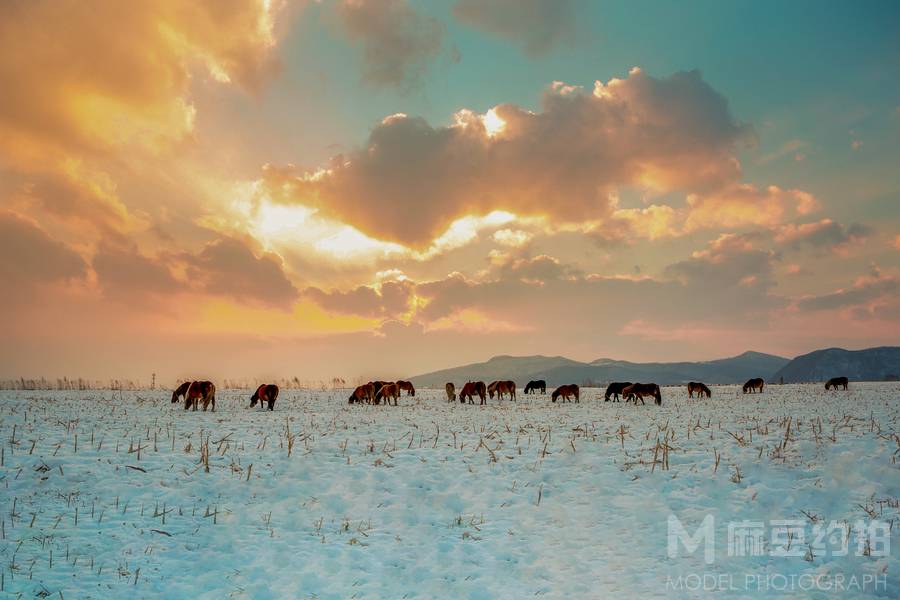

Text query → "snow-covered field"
[0,383,897,598]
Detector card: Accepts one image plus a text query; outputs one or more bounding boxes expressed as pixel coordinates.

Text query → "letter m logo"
[668,514,715,564]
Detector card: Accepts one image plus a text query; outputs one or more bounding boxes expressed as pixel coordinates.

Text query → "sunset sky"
[1,0,898,384]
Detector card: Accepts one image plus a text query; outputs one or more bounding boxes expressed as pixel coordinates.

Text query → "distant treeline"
[0,376,356,391]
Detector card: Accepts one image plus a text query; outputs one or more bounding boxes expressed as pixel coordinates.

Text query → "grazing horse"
[182,381,216,411]
[445,382,456,402]
[499,380,516,401]
[687,382,711,398]
[825,376,849,390]
[250,384,279,411]
[742,378,765,394]
[459,381,487,405]
[376,382,400,406]
[172,381,191,404]
[622,383,661,406]
[368,381,390,405]
[604,381,632,402]
[524,380,546,394]
[488,380,515,400]
[396,380,416,396]
[349,384,373,404]
[551,384,580,403]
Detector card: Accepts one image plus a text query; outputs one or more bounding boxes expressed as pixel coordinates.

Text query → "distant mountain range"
[771,347,900,383]
[409,346,900,388]
[410,351,790,388]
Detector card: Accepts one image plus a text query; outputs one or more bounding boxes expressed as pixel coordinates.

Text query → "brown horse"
[396,380,416,396]
[488,380,516,400]
[742,378,765,394]
[459,381,487,405]
[250,384,279,411]
[445,382,456,402]
[376,382,400,406]
[524,380,546,394]
[825,376,849,390]
[551,384,579,403]
[368,381,390,405]
[349,383,373,404]
[622,383,661,406]
[172,381,191,404]
[687,382,711,398]
[604,381,632,402]
[180,380,216,411]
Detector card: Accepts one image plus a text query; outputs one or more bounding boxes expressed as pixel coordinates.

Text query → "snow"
[0,383,897,598]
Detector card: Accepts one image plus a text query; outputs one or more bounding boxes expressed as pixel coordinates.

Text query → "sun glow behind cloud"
[234,183,522,266]
[482,108,506,137]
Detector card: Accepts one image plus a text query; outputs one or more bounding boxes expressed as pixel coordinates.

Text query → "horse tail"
[654,385,662,405]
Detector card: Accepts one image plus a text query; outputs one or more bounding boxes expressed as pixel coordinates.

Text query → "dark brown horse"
[604,381,632,402]
[376,382,400,406]
[487,380,516,400]
[396,380,416,396]
[172,381,191,405]
[349,383,374,404]
[622,383,661,406]
[825,376,849,390]
[177,380,216,411]
[742,378,765,394]
[687,382,711,398]
[551,384,579,403]
[445,382,456,402]
[250,384,279,410]
[524,380,546,394]
[459,381,487,405]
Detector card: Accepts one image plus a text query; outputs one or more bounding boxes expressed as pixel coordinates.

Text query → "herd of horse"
[171,381,280,412]
[169,375,851,412]
[348,380,416,405]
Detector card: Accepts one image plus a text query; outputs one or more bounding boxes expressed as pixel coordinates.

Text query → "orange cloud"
[0,0,281,166]
[683,184,818,232]
[776,218,872,254]
[264,69,753,248]
[179,236,299,310]
[0,211,87,285]
[612,204,679,240]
